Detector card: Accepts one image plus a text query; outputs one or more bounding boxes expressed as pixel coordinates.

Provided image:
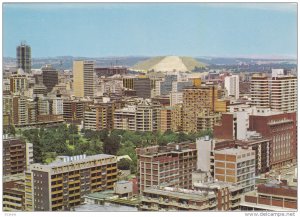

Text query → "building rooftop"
[194,181,243,192]
[3,174,25,183]
[215,147,254,156]
[143,186,215,201]
[74,203,138,211]
[84,190,115,200]
[30,154,116,170]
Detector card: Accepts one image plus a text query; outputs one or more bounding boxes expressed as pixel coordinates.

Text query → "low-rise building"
[140,186,217,211]
[241,180,297,211]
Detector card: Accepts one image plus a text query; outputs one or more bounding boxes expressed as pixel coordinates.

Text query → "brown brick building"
[3,137,27,176]
[136,142,197,193]
[248,112,297,169]
[241,181,297,211]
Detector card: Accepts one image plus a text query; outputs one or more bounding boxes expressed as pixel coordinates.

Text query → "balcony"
[69,186,80,191]
[52,196,64,201]
[52,203,63,208]
[52,189,63,194]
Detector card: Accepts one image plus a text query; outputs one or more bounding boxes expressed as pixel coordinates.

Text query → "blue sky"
[3,3,297,58]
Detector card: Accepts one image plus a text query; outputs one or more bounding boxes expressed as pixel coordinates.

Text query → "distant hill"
[133,56,207,72]
[3,56,150,70]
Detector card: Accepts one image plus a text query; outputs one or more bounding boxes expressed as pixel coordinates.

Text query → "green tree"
[103,136,120,155]
[117,158,131,170]
[68,124,78,135]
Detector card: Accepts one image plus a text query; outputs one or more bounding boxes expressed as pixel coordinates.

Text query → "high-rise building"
[159,107,173,133]
[73,60,95,98]
[250,74,270,108]
[3,176,26,211]
[3,137,28,176]
[133,77,151,99]
[136,142,197,193]
[25,154,118,211]
[63,99,85,123]
[84,101,122,131]
[12,94,28,126]
[10,69,28,94]
[17,42,31,73]
[41,65,59,92]
[270,75,297,112]
[182,84,226,133]
[224,75,239,99]
[114,99,160,132]
[250,72,297,112]
[114,106,137,131]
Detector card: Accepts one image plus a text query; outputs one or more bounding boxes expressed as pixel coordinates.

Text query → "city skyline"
[3,3,297,58]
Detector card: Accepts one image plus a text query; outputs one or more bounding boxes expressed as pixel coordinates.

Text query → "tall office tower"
[41,64,59,92]
[270,75,297,112]
[155,75,178,96]
[12,94,28,126]
[17,42,31,73]
[224,75,239,99]
[214,148,256,193]
[73,60,95,98]
[133,77,151,98]
[25,154,118,211]
[250,74,270,107]
[136,142,197,193]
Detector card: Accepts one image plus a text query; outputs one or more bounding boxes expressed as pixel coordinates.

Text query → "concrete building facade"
[25,154,118,211]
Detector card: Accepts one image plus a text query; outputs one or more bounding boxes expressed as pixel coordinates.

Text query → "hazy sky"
[3,3,297,58]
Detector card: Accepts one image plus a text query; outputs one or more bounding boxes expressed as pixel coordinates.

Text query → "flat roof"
[31,154,116,169]
[74,203,138,211]
[143,187,215,201]
[84,190,115,200]
[194,181,243,191]
[215,148,254,156]
[240,201,296,212]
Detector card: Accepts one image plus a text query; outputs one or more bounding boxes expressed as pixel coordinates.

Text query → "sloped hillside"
[133,56,207,72]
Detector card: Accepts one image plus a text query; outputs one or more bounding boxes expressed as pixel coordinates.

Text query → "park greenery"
[17,124,212,174]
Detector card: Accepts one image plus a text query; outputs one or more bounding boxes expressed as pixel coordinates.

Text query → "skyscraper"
[250,72,297,112]
[73,60,95,98]
[224,75,239,99]
[16,42,31,73]
[41,64,58,92]
[250,73,270,108]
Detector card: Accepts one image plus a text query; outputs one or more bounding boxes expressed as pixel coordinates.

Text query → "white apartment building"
[224,75,239,99]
